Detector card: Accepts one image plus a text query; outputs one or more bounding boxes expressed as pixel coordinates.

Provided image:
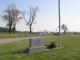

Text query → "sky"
[0,0,80,32]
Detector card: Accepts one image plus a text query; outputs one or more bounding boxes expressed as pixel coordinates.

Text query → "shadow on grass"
[12,48,30,54]
[17,48,30,54]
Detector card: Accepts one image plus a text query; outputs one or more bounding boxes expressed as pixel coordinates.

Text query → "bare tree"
[61,24,68,34]
[2,4,21,33]
[3,6,13,33]
[11,4,21,33]
[22,6,39,34]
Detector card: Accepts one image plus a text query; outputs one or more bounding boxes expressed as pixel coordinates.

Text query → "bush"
[47,42,57,49]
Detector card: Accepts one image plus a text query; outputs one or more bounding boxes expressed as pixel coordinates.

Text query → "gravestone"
[29,37,47,52]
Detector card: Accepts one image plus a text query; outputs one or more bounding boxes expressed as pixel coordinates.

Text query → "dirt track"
[0,38,28,44]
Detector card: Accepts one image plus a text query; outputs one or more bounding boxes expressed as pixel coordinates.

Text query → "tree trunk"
[64,30,66,34]
[29,26,32,34]
[13,26,16,33]
[9,25,12,34]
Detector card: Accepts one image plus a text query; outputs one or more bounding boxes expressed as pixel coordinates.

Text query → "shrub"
[47,42,57,49]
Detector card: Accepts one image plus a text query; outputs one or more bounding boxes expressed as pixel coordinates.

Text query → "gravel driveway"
[0,38,28,44]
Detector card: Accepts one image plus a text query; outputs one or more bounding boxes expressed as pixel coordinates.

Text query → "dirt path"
[0,37,29,44]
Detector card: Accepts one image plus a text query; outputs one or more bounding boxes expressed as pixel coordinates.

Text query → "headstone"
[29,37,47,52]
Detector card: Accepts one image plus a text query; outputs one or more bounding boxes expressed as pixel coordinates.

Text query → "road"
[0,37,29,44]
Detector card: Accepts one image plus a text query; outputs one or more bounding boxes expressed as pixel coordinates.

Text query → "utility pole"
[58,0,61,47]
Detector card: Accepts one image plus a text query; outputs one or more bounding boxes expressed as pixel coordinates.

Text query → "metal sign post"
[58,0,61,47]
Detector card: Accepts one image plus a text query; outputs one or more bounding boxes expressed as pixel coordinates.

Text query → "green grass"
[0,33,40,39]
[0,34,19,38]
[0,33,29,38]
[0,35,80,60]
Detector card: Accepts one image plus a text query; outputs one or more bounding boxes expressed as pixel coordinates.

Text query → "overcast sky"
[0,0,80,32]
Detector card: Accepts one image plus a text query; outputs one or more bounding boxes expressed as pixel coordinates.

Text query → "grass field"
[0,33,40,39]
[0,33,22,38]
[0,35,80,60]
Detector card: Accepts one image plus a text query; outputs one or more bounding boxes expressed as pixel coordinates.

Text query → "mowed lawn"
[0,33,20,38]
[0,33,40,39]
[0,35,80,60]
[0,33,28,38]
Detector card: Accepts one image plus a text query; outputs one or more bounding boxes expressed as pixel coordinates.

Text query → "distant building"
[40,30,48,35]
